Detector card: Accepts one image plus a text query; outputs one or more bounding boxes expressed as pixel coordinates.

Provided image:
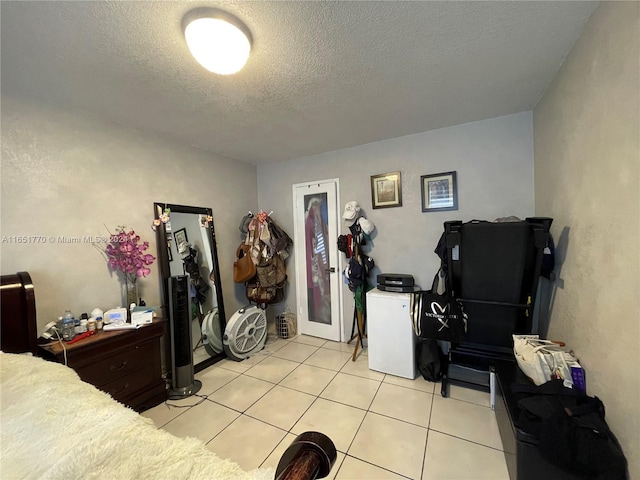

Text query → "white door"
[293,179,342,341]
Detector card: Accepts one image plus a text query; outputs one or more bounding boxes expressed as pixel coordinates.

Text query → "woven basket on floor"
[276,309,297,339]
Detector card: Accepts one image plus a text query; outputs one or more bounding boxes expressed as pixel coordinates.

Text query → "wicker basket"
[276,309,297,339]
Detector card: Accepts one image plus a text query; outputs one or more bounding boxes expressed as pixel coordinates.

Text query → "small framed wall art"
[371,171,402,209]
[173,228,189,254]
[421,171,458,212]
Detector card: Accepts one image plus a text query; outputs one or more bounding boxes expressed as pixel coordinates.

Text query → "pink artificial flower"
[137,267,151,277]
[104,227,156,278]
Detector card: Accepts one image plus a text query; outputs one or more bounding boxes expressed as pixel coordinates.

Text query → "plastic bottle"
[56,316,64,336]
[61,310,76,341]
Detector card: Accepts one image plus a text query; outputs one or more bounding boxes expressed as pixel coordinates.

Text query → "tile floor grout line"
[270,343,321,363]
[240,410,290,436]
[313,365,343,399]
[304,360,353,374]
[426,383,436,430]
[336,368,384,382]
[420,412,433,480]
[362,409,431,430]
[202,409,244,446]
[195,375,241,398]
[257,430,291,470]
[341,452,415,479]
[215,374,279,416]
[341,372,384,456]
[275,376,329,399]
[427,427,505,452]
[205,396,250,415]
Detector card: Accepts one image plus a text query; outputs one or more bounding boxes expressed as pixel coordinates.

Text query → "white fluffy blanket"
[0,353,273,480]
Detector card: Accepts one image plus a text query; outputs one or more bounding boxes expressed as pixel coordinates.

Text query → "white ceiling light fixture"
[182,8,252,75]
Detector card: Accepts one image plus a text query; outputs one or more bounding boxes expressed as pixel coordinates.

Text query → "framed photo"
[174,228,188,254]
[167,245,173,262]
[421,171,458,212]
[371,171,402,209]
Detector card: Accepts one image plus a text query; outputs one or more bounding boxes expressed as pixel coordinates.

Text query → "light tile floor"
[142,334,509,480]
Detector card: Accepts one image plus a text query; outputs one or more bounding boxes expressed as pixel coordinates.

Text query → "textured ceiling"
[1,1,598,165]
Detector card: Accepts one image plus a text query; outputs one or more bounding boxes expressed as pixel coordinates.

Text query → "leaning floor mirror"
[154,203,227,373]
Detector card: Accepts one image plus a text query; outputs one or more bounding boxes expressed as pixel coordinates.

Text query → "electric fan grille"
[234,311,266,352]
[224,306,268,361]
[201,308,222,356]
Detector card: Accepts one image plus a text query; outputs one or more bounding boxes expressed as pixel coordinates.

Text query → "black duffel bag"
[513,380,628,480]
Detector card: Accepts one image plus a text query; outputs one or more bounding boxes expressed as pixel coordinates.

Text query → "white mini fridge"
[366,289,417,379]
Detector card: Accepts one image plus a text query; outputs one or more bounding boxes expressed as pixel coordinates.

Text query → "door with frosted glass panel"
[293,180,342,341]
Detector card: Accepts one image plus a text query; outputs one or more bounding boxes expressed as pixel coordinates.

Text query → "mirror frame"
[154,202,227,372]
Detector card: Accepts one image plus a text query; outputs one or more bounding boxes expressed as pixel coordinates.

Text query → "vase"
[124,275,139,308]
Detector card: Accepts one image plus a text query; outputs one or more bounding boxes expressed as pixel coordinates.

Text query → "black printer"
[376,273,416,292]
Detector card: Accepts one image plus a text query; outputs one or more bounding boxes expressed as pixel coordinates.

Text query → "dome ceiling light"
[182,8,252,75]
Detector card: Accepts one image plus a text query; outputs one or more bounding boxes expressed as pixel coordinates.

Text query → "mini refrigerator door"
[366,289,417,379]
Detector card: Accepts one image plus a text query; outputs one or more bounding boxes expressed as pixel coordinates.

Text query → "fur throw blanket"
[0,353,273,480]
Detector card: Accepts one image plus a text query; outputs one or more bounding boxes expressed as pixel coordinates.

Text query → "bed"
[0,272,335,480]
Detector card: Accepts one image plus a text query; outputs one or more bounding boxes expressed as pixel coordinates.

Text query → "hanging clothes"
[304,198,331,324]
[348,242,375,313]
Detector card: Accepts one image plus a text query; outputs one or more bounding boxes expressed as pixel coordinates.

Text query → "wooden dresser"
[38,318,167,412]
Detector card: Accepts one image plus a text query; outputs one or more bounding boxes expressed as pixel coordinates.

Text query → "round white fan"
[201,308,223,356]
[223,305,267,361]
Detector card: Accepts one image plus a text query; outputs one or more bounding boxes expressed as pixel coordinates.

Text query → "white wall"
[258,112,535,339]
[533,2,640,477]
[1,95,258,333]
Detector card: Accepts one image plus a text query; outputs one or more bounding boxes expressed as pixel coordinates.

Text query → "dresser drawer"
[38,319,166,411]
[100,363,157,403]
[75,340,156,387]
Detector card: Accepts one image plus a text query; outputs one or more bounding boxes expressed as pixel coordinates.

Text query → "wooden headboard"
[1,271,38,355]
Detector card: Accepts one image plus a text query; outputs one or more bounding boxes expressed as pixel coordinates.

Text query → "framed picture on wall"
[371,171,402,209]
[421,171,458,212]
[174,228,188,254]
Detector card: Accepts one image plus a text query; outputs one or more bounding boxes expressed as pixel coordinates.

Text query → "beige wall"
[533,2,640,476]
[1,95,258,332]
[258,112,535,339]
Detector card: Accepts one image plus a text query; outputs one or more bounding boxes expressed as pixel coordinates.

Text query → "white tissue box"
[131,310,153,326]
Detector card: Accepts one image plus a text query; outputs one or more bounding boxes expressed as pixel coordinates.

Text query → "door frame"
[292,178,344,341]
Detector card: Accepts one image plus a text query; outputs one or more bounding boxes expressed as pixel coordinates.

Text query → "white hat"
[358,217,375,235]
[342,201,361,221]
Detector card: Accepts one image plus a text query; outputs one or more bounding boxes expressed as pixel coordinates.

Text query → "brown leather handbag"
[233,244,256,283]
[255,253,286,288]
[246,282,277,304]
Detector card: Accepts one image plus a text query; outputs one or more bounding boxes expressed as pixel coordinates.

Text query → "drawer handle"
[112,383,129,395]
[110,361,128,371]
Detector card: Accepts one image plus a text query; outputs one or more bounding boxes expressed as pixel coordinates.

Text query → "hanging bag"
[255,253,287,288]
[412,269,468,342]
[246,282,277,305]
[233,243,256,283]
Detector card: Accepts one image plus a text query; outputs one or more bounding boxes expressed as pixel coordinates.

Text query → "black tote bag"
[412,270,468,342]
